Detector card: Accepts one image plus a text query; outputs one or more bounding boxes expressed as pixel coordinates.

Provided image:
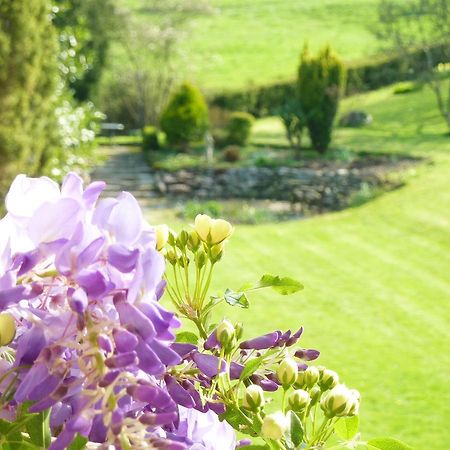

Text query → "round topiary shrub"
[142,126,160,151]
[223,145,241,162]
[160,82,209,151]
[226,112,255,146]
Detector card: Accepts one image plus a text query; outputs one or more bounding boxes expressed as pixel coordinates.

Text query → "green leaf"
[254,274,304,295]
[367,437,413,450]
[240,446,269,450]
[288,411,304,447]
[219,406,254,436]
[239,355,264,381]
[334,415,359,441]
[176,331,198,344]
[25,410,51,447]
[224,289,249,308]
[0,419,23,442]
[67,434,89,450]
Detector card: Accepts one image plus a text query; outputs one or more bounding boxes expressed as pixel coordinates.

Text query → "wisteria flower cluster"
[0,174,410,450]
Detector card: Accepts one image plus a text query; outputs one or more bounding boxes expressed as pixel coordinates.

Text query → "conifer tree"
[0,0,59,191]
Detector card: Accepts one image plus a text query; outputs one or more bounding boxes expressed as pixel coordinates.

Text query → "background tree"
[298,45,346,153]
[0,0,59,192]
[377,0,450,131]
[160,82,209,151]
[98,0,211,129]
[52,0,117,102]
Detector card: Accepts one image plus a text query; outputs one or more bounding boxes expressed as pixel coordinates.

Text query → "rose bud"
[319,369,339,391]
[216,319,235,347]
[320,384,356,418]
[288,389,310,412]
[242,384,265,411]
[303,366,320,388]
[261,411,289,440]
[0,313,16,346]
[277,357,298,388]
[155,224,169,251]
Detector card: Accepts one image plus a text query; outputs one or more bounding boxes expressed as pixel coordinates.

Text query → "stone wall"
[153,165,402,212]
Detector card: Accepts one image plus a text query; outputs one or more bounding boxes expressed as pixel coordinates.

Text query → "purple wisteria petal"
[135,338,165,375]
[28,198,81,244]
[113,328,139,352]
[150,340,182,366]
[108,244,140,272]
[82,181,106,208]
[77,237,105,268]
[115,300,157,339]
[294,348,320,361]
[69,288,88,314]
[76,268,113,298]
[230,362,244,380]
[193,353,228,378]
[0,284,39,311]
[240,331,280,350]
[61,172,83,200]
[171,343,196,359]
[165,376,196,408]
[14,326,47,366]
[204,330,219,350]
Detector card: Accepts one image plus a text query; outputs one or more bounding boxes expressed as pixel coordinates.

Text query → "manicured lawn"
[152,85,450,447]
[118,0,380,90]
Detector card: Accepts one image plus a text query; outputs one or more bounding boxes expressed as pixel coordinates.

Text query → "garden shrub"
[160,82,209,151]
[223,145,241,163]
[226,112,255,146]
[392,81,423,95]
[209,43,448,117]
[276,100,305,154]
[298,45,346,153]
[212,128,228,149]
[142,126,160,151]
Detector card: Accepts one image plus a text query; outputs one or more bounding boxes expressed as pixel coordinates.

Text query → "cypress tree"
[0,0,59,191]
[298,45,346,153]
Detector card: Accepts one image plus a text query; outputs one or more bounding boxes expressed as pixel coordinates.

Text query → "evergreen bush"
[298,45,346,153]
[0,0,59,192]
[226,112,255,146]
[160,82,209,151]
[142,126,160,152]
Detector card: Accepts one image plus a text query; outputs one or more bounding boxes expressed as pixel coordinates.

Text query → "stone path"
[90,146,158,209]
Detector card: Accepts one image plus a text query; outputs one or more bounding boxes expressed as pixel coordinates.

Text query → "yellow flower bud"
[216,320,235,346]
[209,219,233,244]
[0,313,16,346]
[304,366,320,388]
[209,243,224,263]
[261,411,289,440]
[309,386,322,406]
[194,214,233,245]
[320,384,358,418]
[319,369,339,391]
[288,389,310,412]
[277,357,298,388]
[242,384,265,411]
[194,214,212,242]
[188,231,201,251]
[155,225,169,251]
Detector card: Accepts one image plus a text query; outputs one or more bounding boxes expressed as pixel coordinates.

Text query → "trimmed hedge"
[210,43,448,117]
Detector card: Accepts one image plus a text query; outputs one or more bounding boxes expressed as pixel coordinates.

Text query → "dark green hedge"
[210,44,448,117]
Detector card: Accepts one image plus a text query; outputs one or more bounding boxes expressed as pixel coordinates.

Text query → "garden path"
[90,146,157,209]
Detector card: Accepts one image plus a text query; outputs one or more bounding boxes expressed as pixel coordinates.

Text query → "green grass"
[119,0,381,90]
[151,85,450,447]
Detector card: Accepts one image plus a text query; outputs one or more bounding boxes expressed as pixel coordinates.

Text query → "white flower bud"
[319,369,339,391]
[242,384,265,411]
[320,384,358,418]
[261,411,288,440]
[155,225,169,251]
[0,313,16,346]
[216,320,235,346]
[277,357,298,388]
[288,389,310,412]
